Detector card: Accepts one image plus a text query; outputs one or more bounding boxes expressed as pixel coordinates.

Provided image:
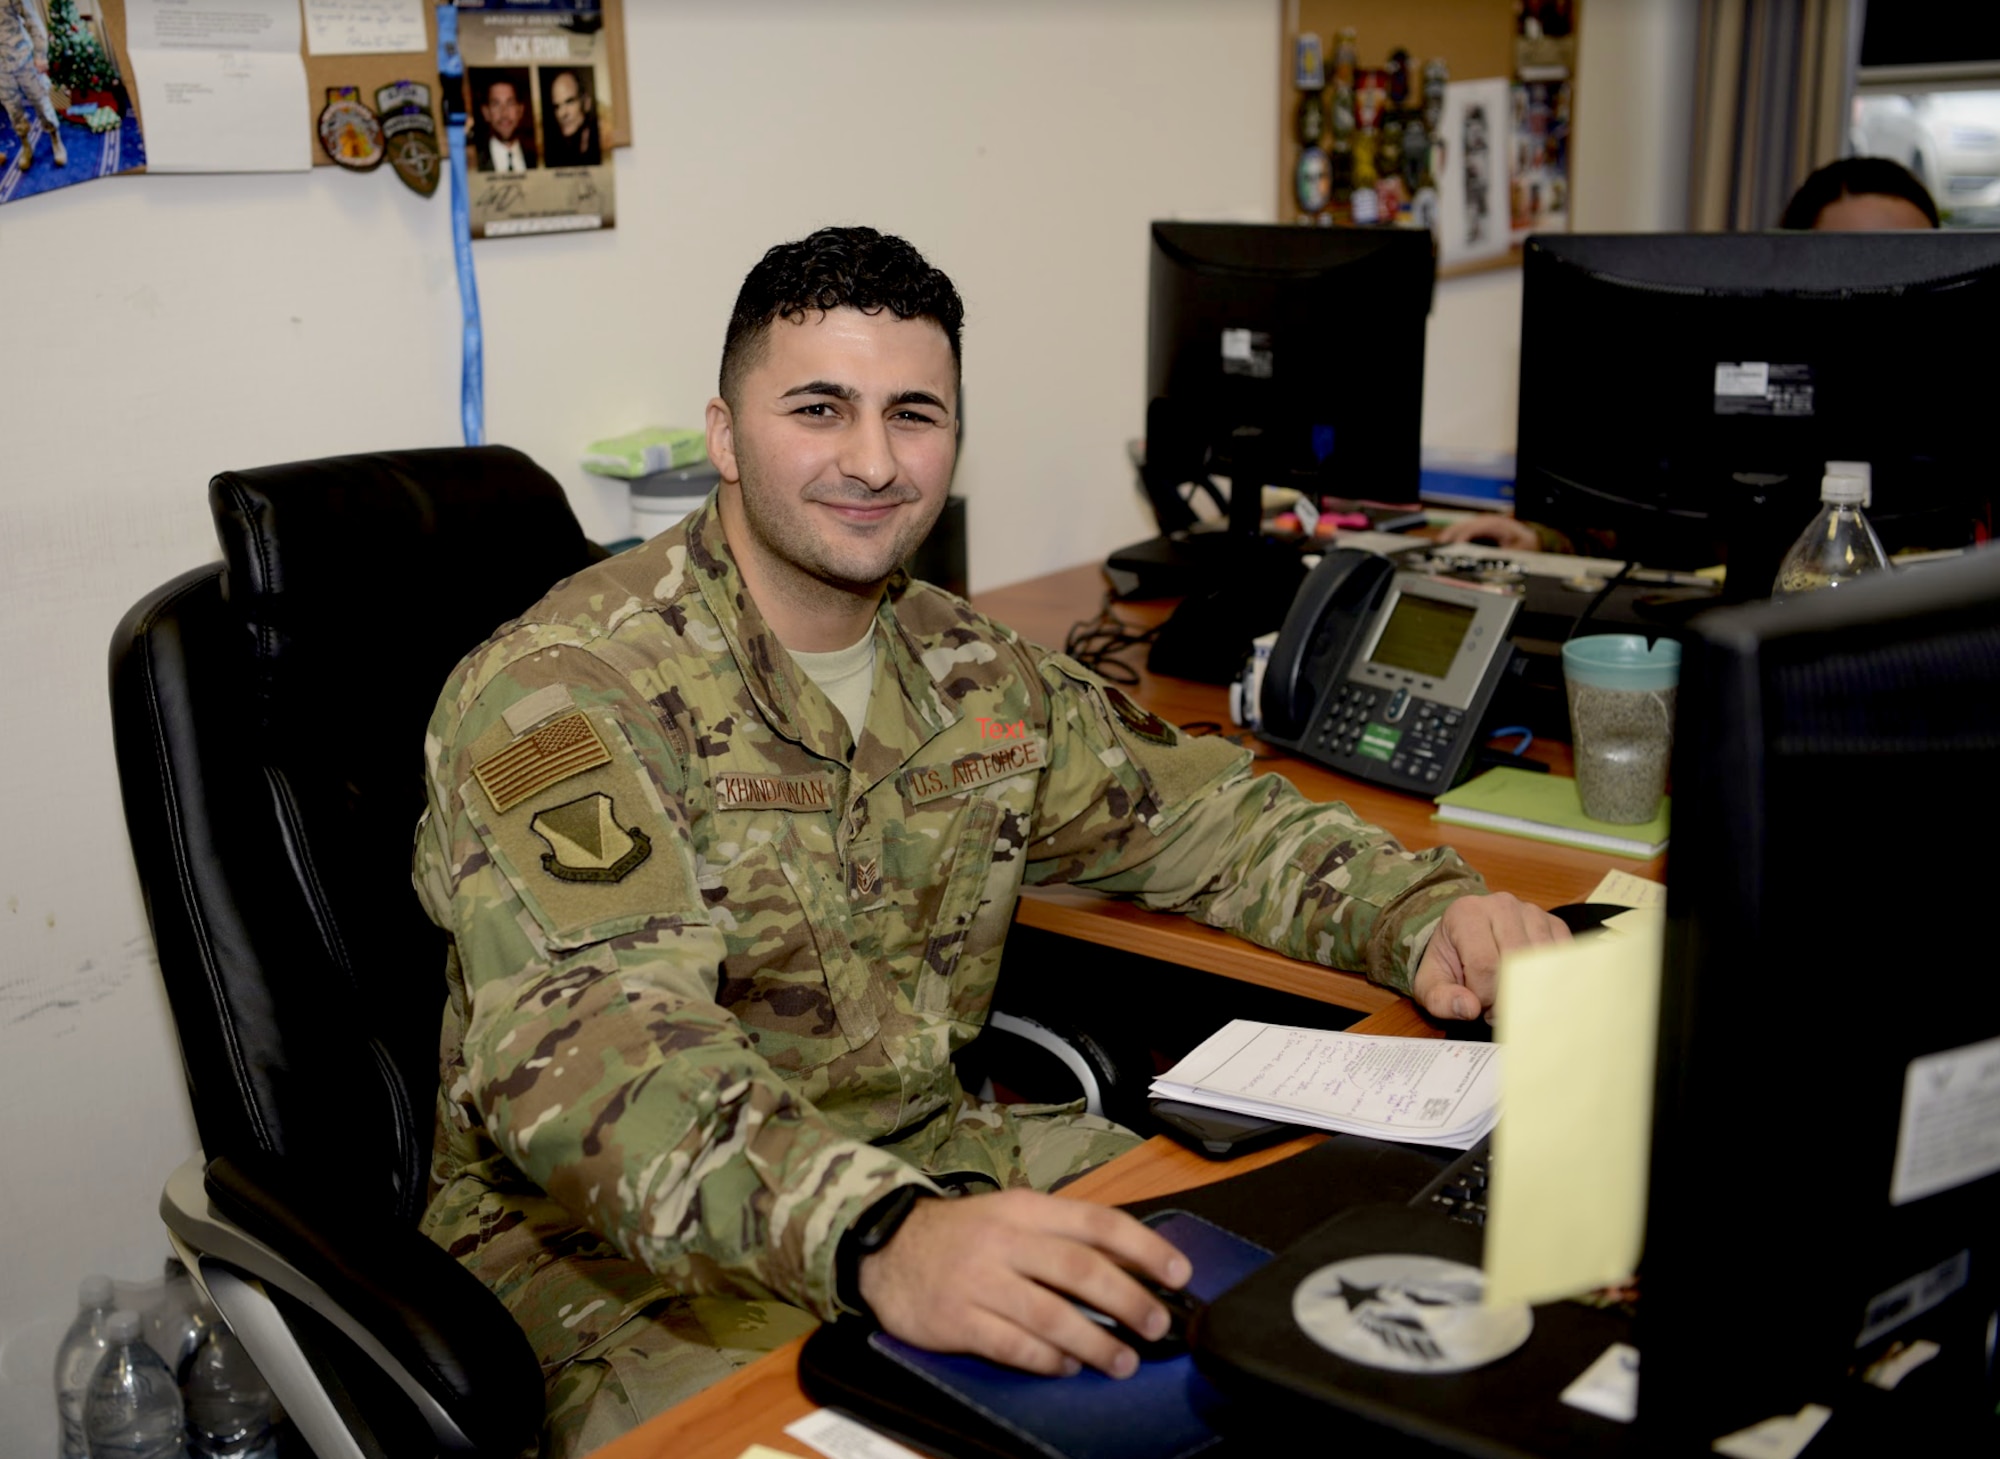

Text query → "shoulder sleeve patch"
[1044,654,1249,828]
[1102,686,1178,746]
[460,710,702,951]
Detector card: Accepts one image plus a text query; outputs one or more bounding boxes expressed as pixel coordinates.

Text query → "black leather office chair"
[109,446,1153,1458]
[109,447,591,1457]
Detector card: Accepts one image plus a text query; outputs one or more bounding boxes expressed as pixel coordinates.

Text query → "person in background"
[1777,154,1939,231]
[0,0,66,174]
[1439,155,1943,553]
[543,68,601,167]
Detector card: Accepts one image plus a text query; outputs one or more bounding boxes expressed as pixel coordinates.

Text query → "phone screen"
[1368,593,1476,679]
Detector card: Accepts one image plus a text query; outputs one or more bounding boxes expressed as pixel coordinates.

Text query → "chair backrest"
[111,447,599,1224]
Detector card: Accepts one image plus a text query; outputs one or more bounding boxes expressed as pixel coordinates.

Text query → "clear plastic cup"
[1561,635,1680,824]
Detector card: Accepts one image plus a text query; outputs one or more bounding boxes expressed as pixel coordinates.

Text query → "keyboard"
[1407,1136,1492,1227]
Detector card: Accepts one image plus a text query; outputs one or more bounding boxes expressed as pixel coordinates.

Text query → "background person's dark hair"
[1778,155,1941,229]
[720,227,965,405]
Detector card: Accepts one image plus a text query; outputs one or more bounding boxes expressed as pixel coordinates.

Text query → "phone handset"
[1259,549,1396,741]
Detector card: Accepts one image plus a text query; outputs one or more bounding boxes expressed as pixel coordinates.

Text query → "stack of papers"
[1151,1020,1500,1150]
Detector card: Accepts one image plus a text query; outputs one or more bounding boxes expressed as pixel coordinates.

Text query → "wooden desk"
[588,1073,1368,1459]
[985,564,1665,1014]
[589,562,1663,1459]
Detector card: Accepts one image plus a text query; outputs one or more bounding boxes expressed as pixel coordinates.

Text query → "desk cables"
[1064,592,1158,685]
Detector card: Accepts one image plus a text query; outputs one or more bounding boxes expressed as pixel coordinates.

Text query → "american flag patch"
[473,712,611,813]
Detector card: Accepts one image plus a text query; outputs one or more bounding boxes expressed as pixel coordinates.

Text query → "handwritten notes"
[1586,868,1666,909]
[1153,1021,1500,1149]
[302,0,427,57]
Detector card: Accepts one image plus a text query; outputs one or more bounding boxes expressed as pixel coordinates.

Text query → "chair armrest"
[967,1008,1158,1131]
[161,1153,544,1458]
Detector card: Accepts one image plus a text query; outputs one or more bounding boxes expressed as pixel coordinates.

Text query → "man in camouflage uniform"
[415,226,1569,1454]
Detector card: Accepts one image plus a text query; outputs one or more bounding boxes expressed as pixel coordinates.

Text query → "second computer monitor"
[1146,221,1435,513]
[1515,230,2000,595]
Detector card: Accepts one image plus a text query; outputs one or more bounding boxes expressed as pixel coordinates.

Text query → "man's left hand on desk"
[1411,891,1572,1022]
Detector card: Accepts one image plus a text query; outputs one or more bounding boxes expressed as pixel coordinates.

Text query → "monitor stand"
[1114,427,1312,683]
[1144,533,1307,685]
[1104,524,1243,601]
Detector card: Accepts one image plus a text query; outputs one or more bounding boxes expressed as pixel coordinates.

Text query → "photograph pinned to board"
[459,0,613,239]
[0,0,147,207]
[1435,75,1510,270]
[1510,77,1570,243]
[1511,0,1572,245]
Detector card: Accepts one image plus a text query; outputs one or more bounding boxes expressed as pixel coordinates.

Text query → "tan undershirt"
[789,630,877,742]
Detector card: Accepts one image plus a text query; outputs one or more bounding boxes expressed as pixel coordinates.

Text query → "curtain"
[1689,0,1863,230]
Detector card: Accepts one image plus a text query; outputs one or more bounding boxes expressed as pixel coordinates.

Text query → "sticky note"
[1586,869,1666,909]
[785,1408,925,1459]
[1483,916,1662,1308]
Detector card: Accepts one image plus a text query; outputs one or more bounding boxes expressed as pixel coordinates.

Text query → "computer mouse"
[1073,1277,1206,1363]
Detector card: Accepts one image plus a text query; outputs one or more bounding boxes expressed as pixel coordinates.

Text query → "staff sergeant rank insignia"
[531,793,652,883]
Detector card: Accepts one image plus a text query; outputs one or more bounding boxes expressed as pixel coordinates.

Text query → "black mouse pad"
[800,1210,1270,1459]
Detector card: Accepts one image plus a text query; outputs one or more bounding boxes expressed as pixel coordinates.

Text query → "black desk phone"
[1257,549,1520,794]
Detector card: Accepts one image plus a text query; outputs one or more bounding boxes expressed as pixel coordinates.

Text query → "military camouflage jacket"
[413,498,1484,1364]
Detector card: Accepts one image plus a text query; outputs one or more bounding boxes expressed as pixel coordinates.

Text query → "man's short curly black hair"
[719,226,965,405]
[1778,156,1940,230]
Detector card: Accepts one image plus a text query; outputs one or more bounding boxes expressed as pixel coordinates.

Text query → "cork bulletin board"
[1279,0,1580,277]
[79,1,631,171]
[301,0,631,167]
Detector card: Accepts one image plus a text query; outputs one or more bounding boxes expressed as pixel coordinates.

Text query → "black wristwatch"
[834,1184,934,1317]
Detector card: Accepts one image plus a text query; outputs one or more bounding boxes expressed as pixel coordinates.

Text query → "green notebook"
[1431,767,1670,859]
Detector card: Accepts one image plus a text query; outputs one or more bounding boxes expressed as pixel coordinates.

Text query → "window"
[1852,8,2000,227]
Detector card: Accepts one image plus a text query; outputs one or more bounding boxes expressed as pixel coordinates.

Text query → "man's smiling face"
[708,306,958,624]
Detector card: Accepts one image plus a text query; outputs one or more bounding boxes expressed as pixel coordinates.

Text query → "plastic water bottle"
[54,1274,118,1459]
[148,1255,213,1385]
[1771,471,1890,601]
[184,1317,279,1458]
[82,1310,184,1459]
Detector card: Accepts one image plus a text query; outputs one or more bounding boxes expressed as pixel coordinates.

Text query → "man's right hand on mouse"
[856,1187,1192,1380]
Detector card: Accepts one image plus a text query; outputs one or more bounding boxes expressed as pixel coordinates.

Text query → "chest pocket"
[770,816,896,1053]
[914,796,1001,1018]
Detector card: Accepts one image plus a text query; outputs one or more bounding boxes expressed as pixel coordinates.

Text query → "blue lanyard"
[438,4,484,447]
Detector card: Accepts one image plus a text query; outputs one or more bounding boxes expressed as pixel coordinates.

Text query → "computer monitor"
[1516,232,2000,601]
[1115,222,1436,681]
[1644,546,2000,1446]
[1143,221,1435,509]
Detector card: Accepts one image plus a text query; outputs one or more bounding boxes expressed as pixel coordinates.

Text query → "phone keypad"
[1314,686,1466,787]
[1314,683,1379,758]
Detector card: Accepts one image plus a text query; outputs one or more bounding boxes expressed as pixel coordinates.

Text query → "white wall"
[1424,0,1700,456]
[0,0,1696,1446]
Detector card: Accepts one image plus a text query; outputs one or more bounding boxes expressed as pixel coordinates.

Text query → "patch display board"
[73,1,629,173]
[1278,0,1580,277]
[298,0,630,168]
